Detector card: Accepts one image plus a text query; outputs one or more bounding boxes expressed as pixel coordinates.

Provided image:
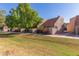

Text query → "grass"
[0,33,79,56]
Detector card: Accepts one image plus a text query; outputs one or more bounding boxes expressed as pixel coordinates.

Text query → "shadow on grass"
[0,32,21,38]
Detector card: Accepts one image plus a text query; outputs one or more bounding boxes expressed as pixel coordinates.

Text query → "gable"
[42,16,60,27]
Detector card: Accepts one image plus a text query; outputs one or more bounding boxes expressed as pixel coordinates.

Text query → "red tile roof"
[42,16,60,27]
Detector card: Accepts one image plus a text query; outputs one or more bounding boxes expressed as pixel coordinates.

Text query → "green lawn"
[0,33,79,56]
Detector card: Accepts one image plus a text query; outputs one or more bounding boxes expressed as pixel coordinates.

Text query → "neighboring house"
[67,15,79,34]
[3,24,9,32]
[37,16,64,34]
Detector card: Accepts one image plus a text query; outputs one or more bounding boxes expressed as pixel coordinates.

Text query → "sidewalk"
[46,35,79,39]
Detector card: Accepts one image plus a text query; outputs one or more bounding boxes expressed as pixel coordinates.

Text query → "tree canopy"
[0,10,5,27]
[5,3,42,30]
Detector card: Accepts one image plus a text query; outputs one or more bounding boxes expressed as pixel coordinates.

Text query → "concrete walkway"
[46,35,79,39]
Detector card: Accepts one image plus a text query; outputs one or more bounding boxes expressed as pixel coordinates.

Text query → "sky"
[0,3,79,23]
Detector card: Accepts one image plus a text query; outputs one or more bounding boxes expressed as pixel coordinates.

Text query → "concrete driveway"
[46,34,79,39]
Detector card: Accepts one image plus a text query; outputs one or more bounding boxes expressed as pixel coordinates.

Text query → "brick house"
[67,15,79,34]
[37,16,64,34]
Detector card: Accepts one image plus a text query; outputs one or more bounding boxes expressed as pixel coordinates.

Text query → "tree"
[6,8,19,29]
[0,10,5,27]
[17,3,42,29]
[5,3,42,30]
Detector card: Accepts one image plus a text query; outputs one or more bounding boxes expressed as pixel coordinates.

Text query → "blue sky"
[0,3,79,23]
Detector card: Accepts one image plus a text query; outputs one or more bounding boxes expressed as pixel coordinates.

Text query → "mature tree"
[17,3,42,29]
[6,15,13,29]
[6,8,19,29]
[0,10,6,27]
[5,3,42,30]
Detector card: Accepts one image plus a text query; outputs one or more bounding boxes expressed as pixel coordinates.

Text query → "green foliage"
[5,3,42,29]
[0,10,5,27]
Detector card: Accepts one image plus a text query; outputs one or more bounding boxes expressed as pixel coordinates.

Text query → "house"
[37,16,64,34]
[2,24,9,32]
[67,15,79,34]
